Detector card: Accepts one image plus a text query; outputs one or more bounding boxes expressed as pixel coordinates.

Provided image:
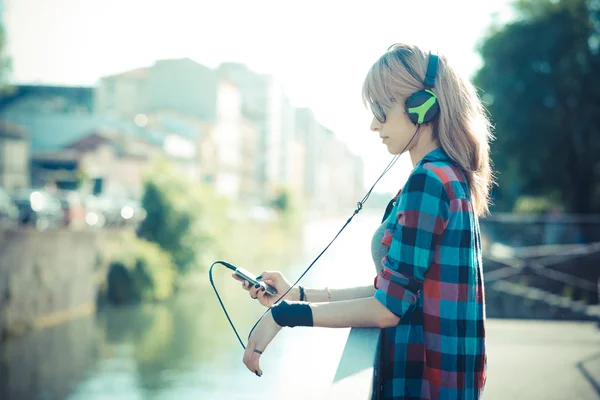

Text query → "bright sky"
[4,0,514,194]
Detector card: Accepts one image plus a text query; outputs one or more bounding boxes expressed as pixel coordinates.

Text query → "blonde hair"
[362,43,495,216]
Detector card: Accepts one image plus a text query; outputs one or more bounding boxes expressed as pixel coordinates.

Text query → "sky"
[4,0,515,194]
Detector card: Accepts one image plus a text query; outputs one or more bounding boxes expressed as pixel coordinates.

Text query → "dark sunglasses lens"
[372,102,386,123]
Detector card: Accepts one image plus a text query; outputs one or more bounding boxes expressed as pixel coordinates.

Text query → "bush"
[136,161,231,274]
[105,234,177,305]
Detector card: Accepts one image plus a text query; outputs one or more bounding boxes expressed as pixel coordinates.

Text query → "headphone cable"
[211,125,422,348]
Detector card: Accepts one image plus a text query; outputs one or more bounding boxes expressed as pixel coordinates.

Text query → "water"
[1,212,384,400]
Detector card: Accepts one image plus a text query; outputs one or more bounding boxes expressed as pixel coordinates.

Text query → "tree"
[474,0,600,213]
[136,161,230,274]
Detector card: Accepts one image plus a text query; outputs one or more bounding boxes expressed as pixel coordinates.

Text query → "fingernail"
[244,281,249,287]
[256,275,262,280]
[261,287,265,291]
[254,283,260,288]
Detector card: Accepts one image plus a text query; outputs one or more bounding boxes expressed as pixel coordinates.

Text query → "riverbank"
[0,226,115,340]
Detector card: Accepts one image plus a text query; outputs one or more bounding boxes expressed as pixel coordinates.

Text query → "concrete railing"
[328,327,382,399]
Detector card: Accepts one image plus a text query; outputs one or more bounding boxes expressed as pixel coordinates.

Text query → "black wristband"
[299,286,305,302]
[271,300,313,328]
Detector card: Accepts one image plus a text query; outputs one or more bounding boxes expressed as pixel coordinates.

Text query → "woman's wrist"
[285,287,301,302]
[302,287,332,303]
[270,300,314,327]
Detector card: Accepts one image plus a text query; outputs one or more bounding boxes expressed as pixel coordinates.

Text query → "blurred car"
[12,189,64,230]
[94,196,146,228]
[81,194,107,229]
[0,186,19,227]
[93,195,123,227]
[56,190,90,229]
[119,199,146,227]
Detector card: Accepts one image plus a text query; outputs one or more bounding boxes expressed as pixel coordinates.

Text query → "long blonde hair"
[362,43,495,216]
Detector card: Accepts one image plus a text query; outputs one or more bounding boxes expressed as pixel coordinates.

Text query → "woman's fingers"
[257,271,280,282]
[252,350,263,376]
[259,278,275,287]
[256,286,269,305]
[242,344,263,377]
[249,284,261,299]
[232,274,252,291]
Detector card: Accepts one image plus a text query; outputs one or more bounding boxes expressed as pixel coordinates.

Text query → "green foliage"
[474,0,600,213]
[101,159,306,305]
[513,195,560,213]
[136,160,230,274]
[105,233,177,305]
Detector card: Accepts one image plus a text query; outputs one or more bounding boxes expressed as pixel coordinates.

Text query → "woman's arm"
[309,296,400,328]
[303,285,375,303]
[244,272,376,307]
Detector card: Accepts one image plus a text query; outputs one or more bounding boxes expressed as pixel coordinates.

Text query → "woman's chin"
[385,145,401,155]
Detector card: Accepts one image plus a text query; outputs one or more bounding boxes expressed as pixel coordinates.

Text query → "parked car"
[119,199,146,227]
[56,190,89,229]
[94,196,146,228]
[12,189,64,230]
[81,194,107,228]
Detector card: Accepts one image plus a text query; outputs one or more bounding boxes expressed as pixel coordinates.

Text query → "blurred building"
[95,59,262,203]
[0,121,29,191]
[210,78,256,201]
[321,131,365,213]
[0,84,121,153]
[217,63,296,205]
[294,108,364,215]
[0,62,364,215]
[95,58,217,121]
[295,108,326,210]
[30,131,163,198]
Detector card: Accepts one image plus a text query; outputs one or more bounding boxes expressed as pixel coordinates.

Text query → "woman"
[232,43,493,399]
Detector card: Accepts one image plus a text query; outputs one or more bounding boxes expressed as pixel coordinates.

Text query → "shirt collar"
[418,147,450,165]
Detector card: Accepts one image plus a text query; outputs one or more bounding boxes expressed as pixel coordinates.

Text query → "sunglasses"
[371,101,387,124]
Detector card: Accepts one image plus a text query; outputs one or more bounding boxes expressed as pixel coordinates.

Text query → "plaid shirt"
[374,148,487,399]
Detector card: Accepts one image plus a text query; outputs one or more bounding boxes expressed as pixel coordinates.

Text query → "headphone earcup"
[405,90,440,125]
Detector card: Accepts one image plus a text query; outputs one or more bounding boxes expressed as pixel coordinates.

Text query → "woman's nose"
[370,117,381,132]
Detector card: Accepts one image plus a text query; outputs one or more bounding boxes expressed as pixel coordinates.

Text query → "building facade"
[0,122,29,191]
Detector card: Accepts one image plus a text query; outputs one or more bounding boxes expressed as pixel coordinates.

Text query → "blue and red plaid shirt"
[374,147,487,399]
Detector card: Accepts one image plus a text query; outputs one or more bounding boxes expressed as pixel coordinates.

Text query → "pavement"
[484,319,600,400]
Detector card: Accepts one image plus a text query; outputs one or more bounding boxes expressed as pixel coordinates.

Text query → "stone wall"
[0,227,112,339]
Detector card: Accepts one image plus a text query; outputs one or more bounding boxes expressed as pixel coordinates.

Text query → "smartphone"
[235,267,278,296]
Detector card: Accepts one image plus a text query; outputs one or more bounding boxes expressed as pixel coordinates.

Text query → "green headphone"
[404,52,440,125]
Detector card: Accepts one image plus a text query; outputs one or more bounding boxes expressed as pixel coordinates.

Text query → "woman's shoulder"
[414,159,470,201]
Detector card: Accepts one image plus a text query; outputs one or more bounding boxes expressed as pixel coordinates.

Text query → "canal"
[4,211,599,400]
[1,212,384,400]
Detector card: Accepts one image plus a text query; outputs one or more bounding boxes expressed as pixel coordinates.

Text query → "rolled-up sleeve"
[374,166,450,318]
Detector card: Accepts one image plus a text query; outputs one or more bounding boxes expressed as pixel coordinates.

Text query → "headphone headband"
[423,52,438,89]
[404,50,440,125]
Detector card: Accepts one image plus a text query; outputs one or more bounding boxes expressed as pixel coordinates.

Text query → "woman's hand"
[231,270,295,308]
[243,310,282,377]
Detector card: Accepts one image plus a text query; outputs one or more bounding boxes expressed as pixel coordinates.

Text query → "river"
[1,211,385,400]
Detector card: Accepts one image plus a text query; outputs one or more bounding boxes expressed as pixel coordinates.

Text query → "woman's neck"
[409,130,439,167]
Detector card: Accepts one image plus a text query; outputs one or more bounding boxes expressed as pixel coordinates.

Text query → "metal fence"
[480,213,600,321]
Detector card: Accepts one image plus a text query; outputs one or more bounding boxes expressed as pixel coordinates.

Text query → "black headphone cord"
[210,125,422,349]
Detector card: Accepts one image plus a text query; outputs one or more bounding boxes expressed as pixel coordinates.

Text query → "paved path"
[484,319,600,399]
